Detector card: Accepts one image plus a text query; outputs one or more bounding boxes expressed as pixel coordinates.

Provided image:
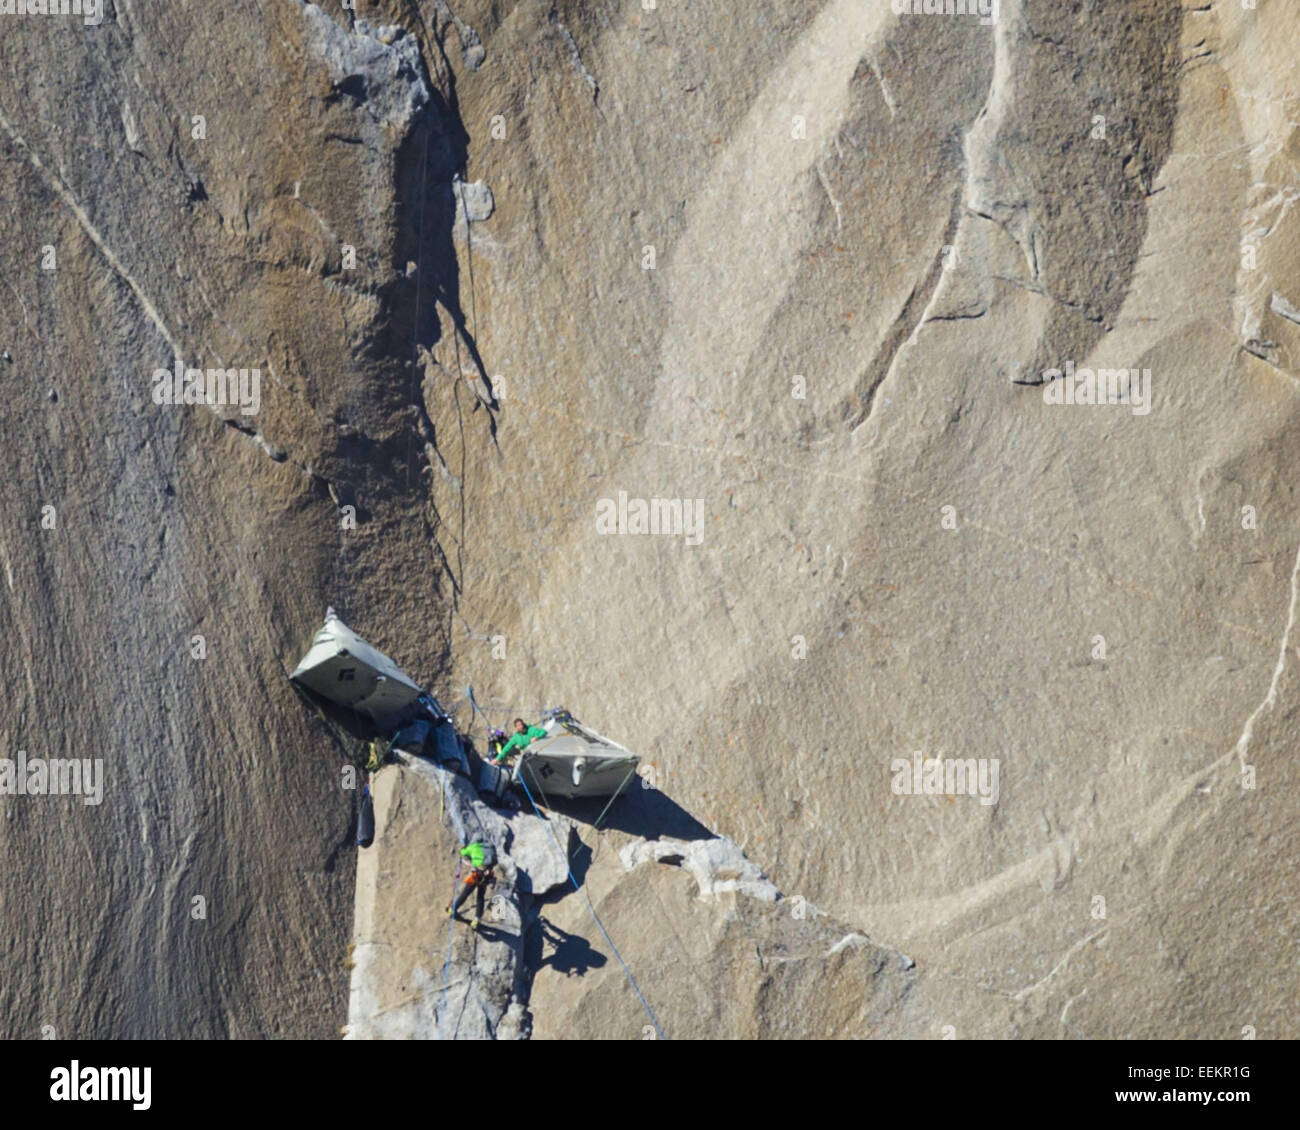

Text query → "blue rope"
[516,771,666,1040]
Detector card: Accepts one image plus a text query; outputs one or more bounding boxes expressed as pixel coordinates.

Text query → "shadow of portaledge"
[532,775,714,843]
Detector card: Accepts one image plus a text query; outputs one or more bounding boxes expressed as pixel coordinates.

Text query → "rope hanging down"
[437,797,461,1041]
[516,770,667,1040]
[465,687,662,1037]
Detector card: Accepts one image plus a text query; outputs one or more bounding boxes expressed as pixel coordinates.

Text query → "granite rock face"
[2,1,1298,1038]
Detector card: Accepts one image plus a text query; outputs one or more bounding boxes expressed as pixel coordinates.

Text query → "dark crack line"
[847,185,964,432]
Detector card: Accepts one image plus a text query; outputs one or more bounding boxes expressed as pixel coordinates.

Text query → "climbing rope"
[463,691,661,1035]
[568,762,640,869]
[591,763,639,833]
[437,795,461,1041]
[524,754,554,812]
[516,770,667,1040]
[404,76,433,491]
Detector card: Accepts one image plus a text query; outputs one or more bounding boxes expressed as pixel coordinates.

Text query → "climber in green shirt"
[448,840,498,929]
[493,718,547,764]
[458,840,494,871]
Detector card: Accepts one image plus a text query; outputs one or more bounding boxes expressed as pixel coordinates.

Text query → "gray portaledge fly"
[513,713,639,800]
[289,608,426,732]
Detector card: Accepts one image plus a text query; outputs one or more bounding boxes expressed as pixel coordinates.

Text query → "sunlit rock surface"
[1,0,1297,1038]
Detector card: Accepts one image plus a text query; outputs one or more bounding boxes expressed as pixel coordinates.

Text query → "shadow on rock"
[545,780,713,842]
[525,917,608,980]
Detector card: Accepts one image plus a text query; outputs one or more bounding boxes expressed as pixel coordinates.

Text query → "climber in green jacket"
[448,840,498,928]
[493,718,547,765]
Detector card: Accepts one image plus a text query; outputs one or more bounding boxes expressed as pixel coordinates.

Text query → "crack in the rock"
[0,105,344,494]
[1233,540,1300,768]
[846,185,965,432]
[549,7,600,107]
